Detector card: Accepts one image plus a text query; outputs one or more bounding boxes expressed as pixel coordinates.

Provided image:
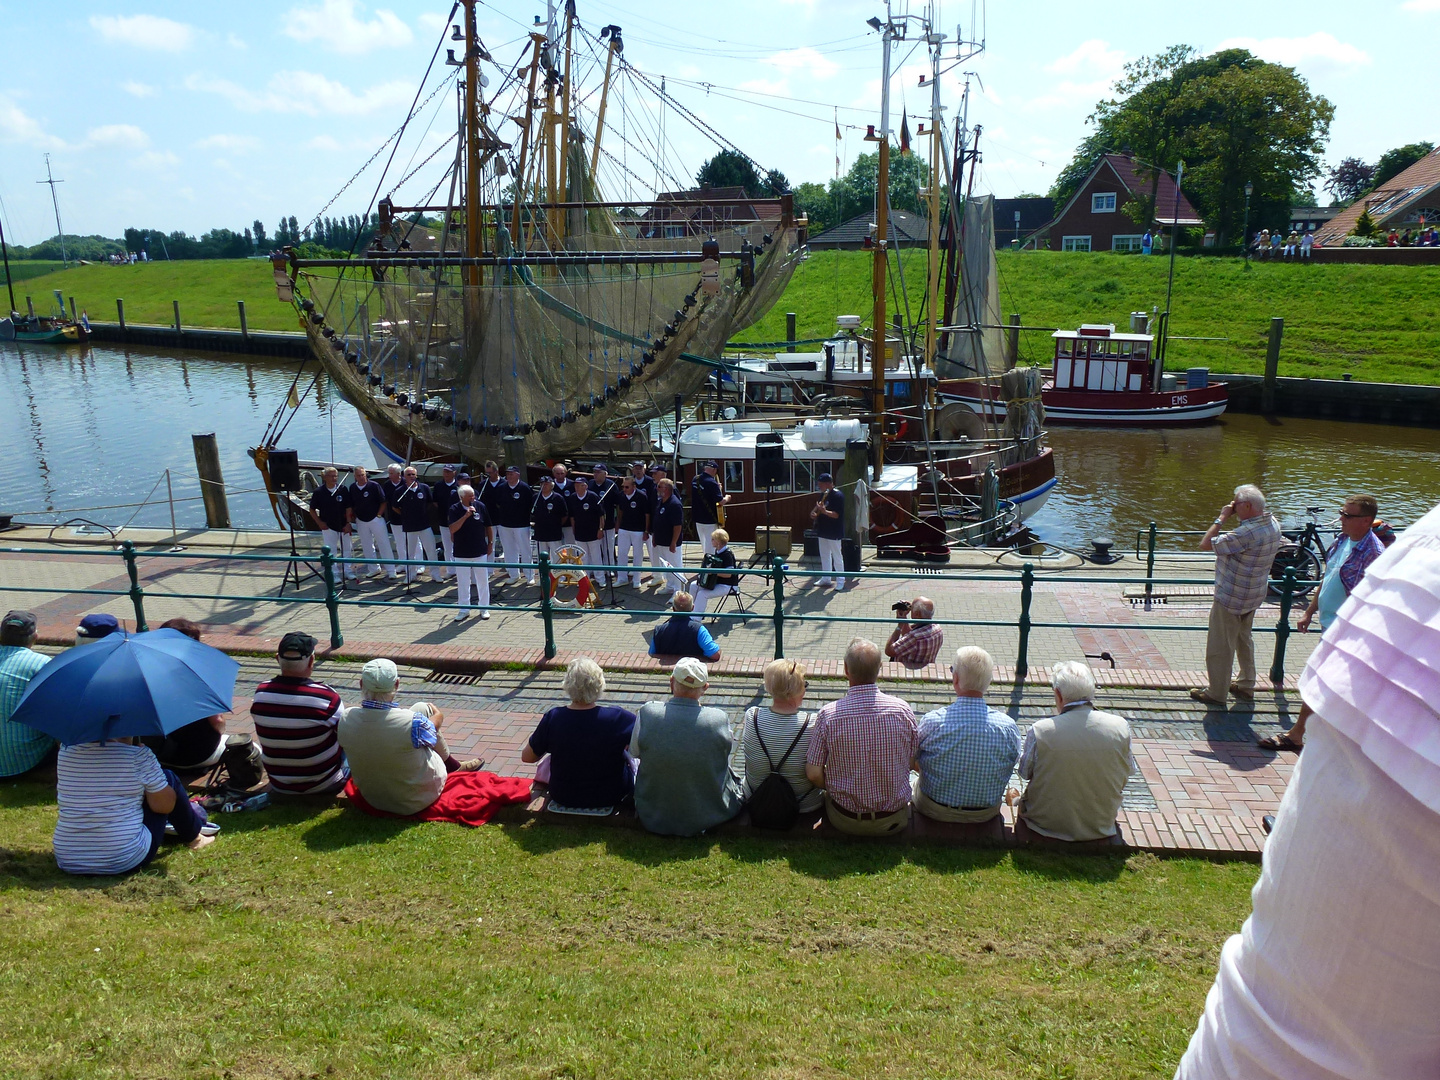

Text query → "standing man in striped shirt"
[249,631,349,797]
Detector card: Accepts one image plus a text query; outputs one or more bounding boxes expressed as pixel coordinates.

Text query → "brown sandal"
[1257,733,1303,753]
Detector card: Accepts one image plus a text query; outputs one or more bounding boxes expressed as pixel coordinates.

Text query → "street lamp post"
[1242,181,1254,269]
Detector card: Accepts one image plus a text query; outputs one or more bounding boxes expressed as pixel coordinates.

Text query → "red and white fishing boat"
[940,322,1228,426]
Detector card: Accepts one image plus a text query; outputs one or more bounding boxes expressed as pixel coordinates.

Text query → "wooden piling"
[191,433,231,529]
[1007,312,1021,370]
[173,300,182,337]
[238,301,249,343]
[116,298,125,334]
[1262,317,1283,414]
[786,312,797,353]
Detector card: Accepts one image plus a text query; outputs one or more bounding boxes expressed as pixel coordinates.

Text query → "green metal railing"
[0,541,1316,683]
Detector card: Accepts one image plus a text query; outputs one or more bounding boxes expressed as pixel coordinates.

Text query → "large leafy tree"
[1325,157,1376,205]
[792,180,838,233]
[694,150,787,197]
[1371,141,1435,188]
[833,149,931,221]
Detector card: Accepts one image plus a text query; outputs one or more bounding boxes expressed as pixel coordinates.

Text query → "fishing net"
[936,193,1004,379]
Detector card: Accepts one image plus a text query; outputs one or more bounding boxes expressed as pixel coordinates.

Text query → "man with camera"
[884,596,943,670]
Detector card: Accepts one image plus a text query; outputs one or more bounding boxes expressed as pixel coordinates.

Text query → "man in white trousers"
[431,464,460,583]
[397,466,437,584]
[811,472,846,590]
[382,463,408,574]
[308,467,358,587]
[615,475,650,588]
[592,463,620,585]
[347,465,397,580]
[566,476,607,580]
[446,484,492,622]
[492,464,535,586]
[650,477,686,597]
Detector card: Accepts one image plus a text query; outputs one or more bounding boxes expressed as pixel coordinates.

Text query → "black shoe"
[1261,814,1276,835]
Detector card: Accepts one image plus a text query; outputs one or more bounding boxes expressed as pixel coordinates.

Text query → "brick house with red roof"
[1040,154,1203,253]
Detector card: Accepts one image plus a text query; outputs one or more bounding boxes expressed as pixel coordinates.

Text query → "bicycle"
[1268,506,1337,599]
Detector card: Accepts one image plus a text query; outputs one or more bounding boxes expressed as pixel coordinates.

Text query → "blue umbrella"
[12,628,240,744]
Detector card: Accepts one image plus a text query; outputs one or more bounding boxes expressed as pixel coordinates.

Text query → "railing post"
[121,540,149,632]
[320,545,343,649]
[771,556,786,659]
[1144,521,1157,599]
[1016,562,1034,682]
[1269,566,1296,685]
[539,551,556,660]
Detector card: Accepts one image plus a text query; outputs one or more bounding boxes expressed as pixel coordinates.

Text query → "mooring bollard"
[173,299,182,337]
[116,298,126,334]
[121,541,149,632]
[238,300,249,343]
[1269,566,1297,684]
[1145,521,1158,598]
[321,546,343,649]
[771,556,786,659]
[1016,562,1034,681]
[539,552,556,660]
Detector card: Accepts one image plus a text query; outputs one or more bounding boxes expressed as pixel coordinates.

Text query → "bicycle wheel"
[1269,542,1322,600]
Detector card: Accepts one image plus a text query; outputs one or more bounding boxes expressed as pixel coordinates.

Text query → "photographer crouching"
[884,596,944,670]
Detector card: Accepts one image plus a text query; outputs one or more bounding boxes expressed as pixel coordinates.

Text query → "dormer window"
[1092,192,1117,213]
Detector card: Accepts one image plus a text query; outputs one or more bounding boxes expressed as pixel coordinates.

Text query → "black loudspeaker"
[754,433,786,488]
[269,449,301,491]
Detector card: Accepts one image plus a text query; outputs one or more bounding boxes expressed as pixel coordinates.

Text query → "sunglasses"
[1338,510,1372,520]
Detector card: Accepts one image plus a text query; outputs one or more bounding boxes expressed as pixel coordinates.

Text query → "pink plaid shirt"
[806,683,918,814]
[891,623,944,669]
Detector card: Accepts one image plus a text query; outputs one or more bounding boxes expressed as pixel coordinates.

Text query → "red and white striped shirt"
[806,683,918,814]
[250,676,348,795]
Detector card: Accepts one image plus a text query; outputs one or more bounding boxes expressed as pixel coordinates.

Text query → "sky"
[0,0,1436,246]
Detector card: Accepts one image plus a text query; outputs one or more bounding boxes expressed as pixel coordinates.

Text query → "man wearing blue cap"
[76,613,122,645]
[811,473,846,590]
[493,465,536,586]
[690,460,730,552]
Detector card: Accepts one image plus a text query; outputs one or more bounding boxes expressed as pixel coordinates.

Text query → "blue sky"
[0,0,1435,245]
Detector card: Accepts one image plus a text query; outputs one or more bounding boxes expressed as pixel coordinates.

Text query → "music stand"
[277,486,321,596]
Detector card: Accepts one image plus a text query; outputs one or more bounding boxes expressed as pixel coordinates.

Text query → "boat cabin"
[1052,324,1153,393]
[718,330,933,418]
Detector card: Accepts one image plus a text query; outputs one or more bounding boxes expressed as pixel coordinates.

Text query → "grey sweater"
[630,697,744,836]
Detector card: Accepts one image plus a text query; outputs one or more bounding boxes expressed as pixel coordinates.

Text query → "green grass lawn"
[2,260,67,287]
[0,781,1253,1079]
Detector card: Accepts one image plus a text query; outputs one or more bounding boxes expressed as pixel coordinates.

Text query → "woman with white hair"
[1017,660,1133,842]
[521,658,637,809]
[742,659,823,820]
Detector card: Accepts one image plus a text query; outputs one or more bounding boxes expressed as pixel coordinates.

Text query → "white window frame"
[1062,235,1092,253]
[1091,191,1117,213]
[1111,234,1145,252]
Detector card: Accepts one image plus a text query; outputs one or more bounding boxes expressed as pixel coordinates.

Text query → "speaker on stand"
[269,450,320,595]
[750,433,786,566]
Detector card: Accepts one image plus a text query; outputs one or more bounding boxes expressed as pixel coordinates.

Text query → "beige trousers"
[1206,601,1257,698]
[911,777,1001,823]
[824,794,910,836]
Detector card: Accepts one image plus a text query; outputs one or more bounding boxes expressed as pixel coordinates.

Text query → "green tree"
[1352,206,1378,238]
[792,180,838,233]
[839,150,930,220]
[1371,141,1435,188]
[694,150,785,197]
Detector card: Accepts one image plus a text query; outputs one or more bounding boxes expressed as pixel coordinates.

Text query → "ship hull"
[940,379,1228,426]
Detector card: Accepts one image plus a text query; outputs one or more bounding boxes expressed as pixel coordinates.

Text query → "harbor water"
[2,340,1438,542]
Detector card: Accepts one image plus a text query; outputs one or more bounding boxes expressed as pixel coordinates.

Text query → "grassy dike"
[11,250,1439,383]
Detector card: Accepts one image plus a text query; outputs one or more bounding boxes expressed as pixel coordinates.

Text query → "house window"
[1062,236,1092,252]
[1112,234,1145,252]
[723,461,745,493]
[1091,192,1117,213]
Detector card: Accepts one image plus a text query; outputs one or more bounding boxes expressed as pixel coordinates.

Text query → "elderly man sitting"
[884,596,944,669]
[630,657,743,836]
[338,658,482,816]
[1018,660,1133,842]
[913,646,1020,823]
[805,637,918,836]
[647,592,721,661]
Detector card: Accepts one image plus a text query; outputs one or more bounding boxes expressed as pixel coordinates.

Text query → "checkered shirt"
[891,623,944,669]
[0,645,52,776]
[1212,512,1284,616]
[805,683,917,814]
[915,697,1021,809]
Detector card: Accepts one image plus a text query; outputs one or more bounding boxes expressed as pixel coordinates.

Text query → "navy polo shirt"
[348,480,385,523]
[631,474,656,506]
[567,489,604,542]
[448,501,491,558]
[310,485,348,531]
[618,489,650,533]
[434,479,461,514]
[397,482,433,532]
[381,478,407,525]
[690,473,724,525]
[593,478,620,529]
[480,478,505,520]
[493,481,533,529]
[651,493,684,544]
[532,488,567,542]
[815,487,845,540]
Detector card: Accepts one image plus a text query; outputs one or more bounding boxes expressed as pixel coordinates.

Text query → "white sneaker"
[480,610,491,620]
[454,611,469,622]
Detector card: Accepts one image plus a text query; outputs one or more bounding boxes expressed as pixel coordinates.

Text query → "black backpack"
[218,733,267,792]
[745,709,812,831]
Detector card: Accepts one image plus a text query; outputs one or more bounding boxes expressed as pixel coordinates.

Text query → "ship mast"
[868,9,896,483]
[463,0,483,288]
[923,10,943,390]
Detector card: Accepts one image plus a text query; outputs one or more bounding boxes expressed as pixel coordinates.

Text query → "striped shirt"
[915,697,1021,809]
[805,684,918,814]
[0,645,53,777]
[249,676,348,795]
[742,706,823,813]
[54,741,170,875]
[1212,512,1283,616]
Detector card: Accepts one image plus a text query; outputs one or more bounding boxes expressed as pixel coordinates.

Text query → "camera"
[891,601,911,614]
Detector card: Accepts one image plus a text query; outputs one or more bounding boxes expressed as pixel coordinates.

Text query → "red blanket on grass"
[344,771,533,826]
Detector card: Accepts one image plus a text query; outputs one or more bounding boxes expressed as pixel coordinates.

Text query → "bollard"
[238,300,249,343]
[121,541,149,632]
[1269,566,1297,684]
[321,546,344,649]
[771,556,786,659]
[116,298,125,334]
[1016,562,1034,682]
[191,433,231,528]
[1144,521,1158,598]
[1006,312,1021,370]
[539,552,556,659]
[173,299,182,337]
[786,311,797,353]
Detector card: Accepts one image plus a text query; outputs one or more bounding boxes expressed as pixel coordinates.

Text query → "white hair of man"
[458,484,475,499]
[910,596,935,620]
[844,636,884,685]
[1051,660,1097,705]
[387,464,402,476]
[951,646,994,695]
[277,655,312,677]
[564,657,606,706]
[671,591,695,612]
[1233,484,1266,511]
[322,466,338,480]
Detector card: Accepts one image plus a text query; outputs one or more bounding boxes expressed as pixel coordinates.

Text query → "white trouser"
[453,555,490,612]
[389,523,408,573]
[537,539,566,568]
[617,529,646,586]
[644,533,658,574]
[691,583,737,620]
[437,527,454,581]
[695,522,717,551]
[320,528,357,580]
[562,525,576,545]
[818,537,845,589]
[652,542,685,592]
[496,526,532,582]
[599,528,618,581]
[576,538,606,578]
[354,517,397,578]
[403,528,438,583]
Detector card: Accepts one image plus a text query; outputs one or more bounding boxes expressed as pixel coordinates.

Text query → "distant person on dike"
[1174,500,1440,1080]
[1258,494,1384,753]
[913,646,1019,825]
[884,596,943,669]
[648,592,721,661]
[1141,229,1153,255]
[521,657,637,810]
[1191,485,1283,708]
[0,610,55,779]
[348,465,398,581]
[308,466,357,586]
[248,631,349,798]
[1300,231,1314,259]
[139,619,227,771]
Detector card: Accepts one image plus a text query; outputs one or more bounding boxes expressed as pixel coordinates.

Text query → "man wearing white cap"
[338,658,482,816]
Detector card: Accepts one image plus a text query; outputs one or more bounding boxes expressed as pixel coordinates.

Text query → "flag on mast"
[834,108,841,180]
[899,113,912,155]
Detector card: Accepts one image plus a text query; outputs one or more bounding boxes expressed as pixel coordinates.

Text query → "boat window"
[723,461,745,493]
[778,385,795,404]
[794,460,814,492]
[1057,339,1074,358]
[1118,341,1132,359]
[1134,342,1149,360]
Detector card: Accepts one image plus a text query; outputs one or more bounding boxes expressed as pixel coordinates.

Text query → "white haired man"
[382,463,409,573]
[913,646,1020,824]
[348,465,398,580]
[308,466,358,586]
[1193,484,1284,707]
[447,484,493,622]
[1018,660,1133,842]
[884,596,944,669]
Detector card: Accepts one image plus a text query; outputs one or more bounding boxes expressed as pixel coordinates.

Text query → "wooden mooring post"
[116,299,126,334]
[237,301,249,343]
[173,300,182,338]
[1262,317,1283,413]
[1007,312,1021,370]
[191,433,231,528]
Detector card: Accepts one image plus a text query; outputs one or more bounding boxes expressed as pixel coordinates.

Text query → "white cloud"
[1046,39,1126,78]
[227,32,248,50]
[738,77,792,98]
[89,14,196,52]
[1215,32,1371,71]
[133,150,180,169]
[186,71,413,116]
[1401,0,1440,11]
[0,93,64,148]
[416,11,448,33]
[283,0,413,54]
[763,46,840,82]
[195,133,263,153]
[121,81,158,99]
[87,124,151,149]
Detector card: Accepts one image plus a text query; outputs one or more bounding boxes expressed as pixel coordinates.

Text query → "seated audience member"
[248,631,350,797]
[0,610,56,779]
[648,592,722,661]
[689,529,741,618]
[884,596,944,669]
[742,659,823,815]
[631,658,743,836]
[913,646,1020,823]
[339,658,481,816]
[521,657,637,810]
[53,734,218,876]
[1018,660,1133,842]
[76,613,121,645]
[805,637,918,836]
[139,618,227,770]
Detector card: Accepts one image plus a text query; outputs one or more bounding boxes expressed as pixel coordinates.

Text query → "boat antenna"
[1158,159,1184,381]
[37,154,67,268]
[0,212,15,315]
